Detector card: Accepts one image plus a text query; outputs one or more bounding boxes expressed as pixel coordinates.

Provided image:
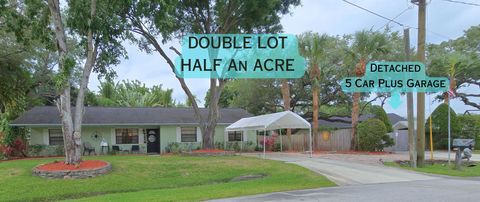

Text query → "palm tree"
[347,30,389,149]
[298,32,332,150]
[280,79,291,150]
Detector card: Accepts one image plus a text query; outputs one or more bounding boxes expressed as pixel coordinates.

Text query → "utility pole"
[413,0,426,167]
[404,28,417,168]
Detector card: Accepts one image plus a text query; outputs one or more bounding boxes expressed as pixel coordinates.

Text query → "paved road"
[241,153,435,185]
[211,153,480,202]
[212,178,480,202]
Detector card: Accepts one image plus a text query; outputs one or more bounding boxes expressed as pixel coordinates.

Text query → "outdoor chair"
[112,145,120,153]
[83,142,96,156]
[131,145,140,154]
[112,145,130,154]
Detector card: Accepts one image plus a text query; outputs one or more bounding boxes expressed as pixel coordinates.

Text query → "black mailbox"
[452,139,475,150]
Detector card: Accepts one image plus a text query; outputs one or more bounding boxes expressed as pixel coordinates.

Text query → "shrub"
[213,141,256,152]
[272,143,282,152]
[457,114,480,147]
[27,144,64,157]
[357,118,393,151]
[370,105,393,133]
[165,142,181,153]
[425,103,460,149]
[214,142,225,150]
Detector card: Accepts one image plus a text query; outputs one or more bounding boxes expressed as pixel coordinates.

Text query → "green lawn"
[385,161,480,177]
[0,155,334,202]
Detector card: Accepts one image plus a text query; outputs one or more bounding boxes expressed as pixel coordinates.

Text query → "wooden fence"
[256,128,352,151]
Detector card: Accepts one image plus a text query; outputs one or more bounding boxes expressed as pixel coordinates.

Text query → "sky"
[88,0,480,117]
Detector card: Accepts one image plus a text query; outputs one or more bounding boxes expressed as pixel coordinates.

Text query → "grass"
[385,161,480,177]
[0,155,335,202]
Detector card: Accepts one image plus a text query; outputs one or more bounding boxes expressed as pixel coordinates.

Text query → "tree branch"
[131,18,204,123]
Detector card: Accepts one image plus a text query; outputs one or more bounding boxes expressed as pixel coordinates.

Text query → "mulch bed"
[33,160,112,179]
[37,160,107,171]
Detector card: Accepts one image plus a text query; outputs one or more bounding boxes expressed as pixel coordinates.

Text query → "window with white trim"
[228,131,243,141]
[181,127,197,142]
[115,128,139,144]
[49,129,64,145]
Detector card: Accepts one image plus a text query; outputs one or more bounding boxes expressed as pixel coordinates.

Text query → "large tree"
[427,25,480,109]
[346,30,390,149]
[298,32,335,149]
[124,0,300,149]
[5,0,129,164]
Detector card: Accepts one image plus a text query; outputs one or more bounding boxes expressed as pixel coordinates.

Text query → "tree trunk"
[280,79,291,150]
[48,0,97,164]
[48,0,76,164]
[312,86,319,150]
[130,18,227,151]
[351,92,360,150]
[351,59,366,150]
[71,0,98,165]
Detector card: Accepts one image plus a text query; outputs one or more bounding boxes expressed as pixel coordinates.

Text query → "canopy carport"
[226,111,312,158]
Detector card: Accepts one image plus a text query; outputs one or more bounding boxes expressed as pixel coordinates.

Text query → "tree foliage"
[427,25,480,109]
[457,114,480,147]
[123,0,300,149]
[426,103,461,149]
[93,79,175,107]
[357,118,393,151]
[369,105,393,133]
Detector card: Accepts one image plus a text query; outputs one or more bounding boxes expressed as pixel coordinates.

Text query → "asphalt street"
[210,153,480,202]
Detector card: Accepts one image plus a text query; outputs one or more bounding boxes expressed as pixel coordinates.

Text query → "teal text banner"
[341,61,450,93]
[341,61,450,108]
[174,34,306,78]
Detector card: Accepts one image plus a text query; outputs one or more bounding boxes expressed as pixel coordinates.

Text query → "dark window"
[228,131,243,141]
[181,127,197,142]
[49,129,63,145]
[115,129,139,144]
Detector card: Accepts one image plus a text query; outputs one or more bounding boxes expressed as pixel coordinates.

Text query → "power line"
[440,0,480,6]
[342,0,452,40]
[342,0,405,27]
[377,5,415,31]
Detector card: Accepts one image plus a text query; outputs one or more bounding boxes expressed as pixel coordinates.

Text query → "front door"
[146,129,160,153]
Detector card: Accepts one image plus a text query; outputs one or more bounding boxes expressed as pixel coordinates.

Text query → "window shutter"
[196,127,202,142]
[176,127,181,142]
[243,130,248,142]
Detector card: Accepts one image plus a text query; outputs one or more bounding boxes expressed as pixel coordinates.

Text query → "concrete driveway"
[210,153,480,202]
[241,153,435,186]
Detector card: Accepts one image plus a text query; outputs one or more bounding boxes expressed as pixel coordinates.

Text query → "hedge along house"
[11,106,253,156]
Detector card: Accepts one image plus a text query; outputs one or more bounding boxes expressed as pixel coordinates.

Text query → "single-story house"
[11,106,254,155]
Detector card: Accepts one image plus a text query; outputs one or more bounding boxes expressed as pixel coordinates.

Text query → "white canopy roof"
[226,111,311,131]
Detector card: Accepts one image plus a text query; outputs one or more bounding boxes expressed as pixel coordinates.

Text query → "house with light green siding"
[11,106,254,156]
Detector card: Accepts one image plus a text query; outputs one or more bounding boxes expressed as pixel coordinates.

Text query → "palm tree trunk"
[351,92,360,150]
[312,86,319,151]
[280,79,292,150]
[351,59,366,150]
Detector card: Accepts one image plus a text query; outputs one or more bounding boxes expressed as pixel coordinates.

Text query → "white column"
[240,131,243,153]
[263,129,266,159]
[279,129,283,152]
[224,130,227,151]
